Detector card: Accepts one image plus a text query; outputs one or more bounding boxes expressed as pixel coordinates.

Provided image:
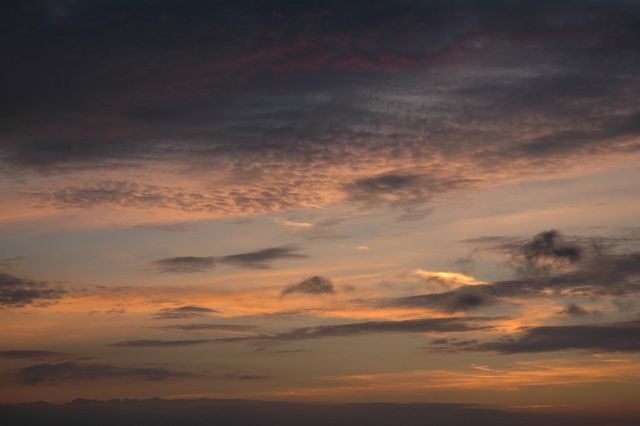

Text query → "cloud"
[320,359,640,394]
[152,305,219,320]
[219,371,274,381]
[13,362,197,384]
[153,257,216,273]
[0,271,66,307]
[510,230,583,276]
[3,1,640,225]
[110,317,493,348]
[388,230,640,313]
[0,350,64,360]
[270,317,493,341]
[110,339,220,348]
[273,217,314,229]
[344,173,431,209]
[390,288,498,313]
[28,181,175,209]
[344,173,471,220]
[413,270,483,289]
[160,323,256,332]
[153,246,306,272]
[220,246,306,269]
[479,320,640,354]
[281,276,335,297]
[558,303,599,317]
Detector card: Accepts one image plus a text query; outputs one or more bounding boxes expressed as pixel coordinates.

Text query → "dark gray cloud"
[281,276,335,297]
[0,271,66,307]
[152,305,218,320]
[0,350,64,360]
[153,246,305,272]
[220,246,306,269]
[518,230,582,274]
[153,257,216,273]
[13,361,197,384]
[480,320,640,354]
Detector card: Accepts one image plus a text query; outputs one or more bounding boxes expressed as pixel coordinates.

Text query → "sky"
[2,0,640,419]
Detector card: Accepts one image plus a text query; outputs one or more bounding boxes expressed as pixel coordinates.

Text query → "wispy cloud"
[13,362,198,384]
[110,317,494,348]
[152,306,219,320]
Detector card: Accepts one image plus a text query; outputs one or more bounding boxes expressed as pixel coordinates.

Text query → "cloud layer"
[0,272,66,307]
[3,1,640,220]
[153,246,306,272]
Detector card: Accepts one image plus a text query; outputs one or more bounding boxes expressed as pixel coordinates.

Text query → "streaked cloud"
[152,306,219,320]
[479,320,640,354]
[153,257,216,273]
[0,351,65,360]
[14,362,198,384]
[220,246,306,269]
[153,246,306,273]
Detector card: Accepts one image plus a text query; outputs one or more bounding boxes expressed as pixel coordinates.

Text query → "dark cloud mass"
[152,305,218,320]
[0,272,66,307]
[281,276,335,297]
[427,320,640,354]
[2,1,640,216]
[480,320,640,354]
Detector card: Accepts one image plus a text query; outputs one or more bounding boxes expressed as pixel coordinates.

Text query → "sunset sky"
[2,0,640,418]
